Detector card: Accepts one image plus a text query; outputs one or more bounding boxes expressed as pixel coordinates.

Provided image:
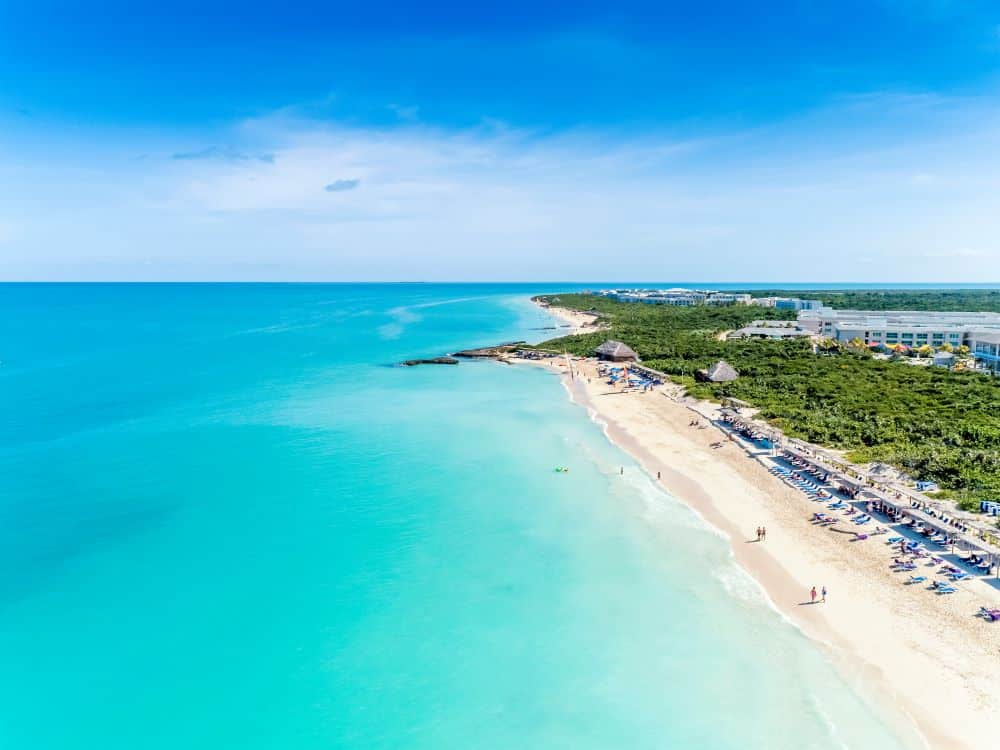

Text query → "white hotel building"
[596,288,752,306]
[799,308,1000,374]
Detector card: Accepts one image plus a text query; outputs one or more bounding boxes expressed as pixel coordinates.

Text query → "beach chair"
[906,575,927,585]
[935,585,958,594]
[950,571,970,581]
[979,607,1000,622]
[887,536,903,545]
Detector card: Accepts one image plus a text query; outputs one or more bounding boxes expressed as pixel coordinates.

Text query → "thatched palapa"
[594,340,639,362]
[698,359,739,382]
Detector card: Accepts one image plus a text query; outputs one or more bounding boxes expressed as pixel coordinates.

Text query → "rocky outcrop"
[452,342,526,358]
[401,357,459,367]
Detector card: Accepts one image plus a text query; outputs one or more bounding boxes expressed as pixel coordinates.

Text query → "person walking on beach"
[821,585,827,603]
[761,526,767,541]
[810,586,817,604]
[756,527,762,542]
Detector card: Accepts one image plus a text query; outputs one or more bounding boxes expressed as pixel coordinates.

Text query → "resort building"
[971,331,1000,374]
[727,320,812,340]
[750,296,823,311]
[594,288,751,306]
[932,351,956,369]
[799,308,1000,346]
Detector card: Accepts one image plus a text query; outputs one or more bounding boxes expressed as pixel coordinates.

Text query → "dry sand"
[522,343,1000,750]
[535,302,605,337]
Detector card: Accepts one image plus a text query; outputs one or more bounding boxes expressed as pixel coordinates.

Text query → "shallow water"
[0,283,915,749]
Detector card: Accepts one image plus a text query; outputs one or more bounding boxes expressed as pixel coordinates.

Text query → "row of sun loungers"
[769,466,832,501]
[773,459,999,615]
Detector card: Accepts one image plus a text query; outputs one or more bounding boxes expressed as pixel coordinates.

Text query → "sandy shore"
[519,326,1000,749]
[534,300,605,337]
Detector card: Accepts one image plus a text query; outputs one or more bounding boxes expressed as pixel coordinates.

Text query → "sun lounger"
[979,607,1000,622]
[931,580,958,593]
[907,575,926,584]
[950,571,970,581]
[887,537,903,544]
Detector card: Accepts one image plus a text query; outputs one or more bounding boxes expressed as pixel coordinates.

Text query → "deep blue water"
[0,284,919,749]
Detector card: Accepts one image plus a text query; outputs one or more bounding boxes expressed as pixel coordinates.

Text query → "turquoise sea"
[0,284,918,749]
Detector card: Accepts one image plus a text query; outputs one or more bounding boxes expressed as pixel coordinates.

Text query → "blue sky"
[2,1,1000,280]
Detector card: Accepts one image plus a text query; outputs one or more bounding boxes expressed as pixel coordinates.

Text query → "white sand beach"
[534,300,605,337]
[521,322,1000,749]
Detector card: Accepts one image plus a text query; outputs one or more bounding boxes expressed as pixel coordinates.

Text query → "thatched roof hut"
[594,340,639,362]
[698,359,739,383]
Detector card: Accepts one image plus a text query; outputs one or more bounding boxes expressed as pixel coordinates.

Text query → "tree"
[917,344,934,358]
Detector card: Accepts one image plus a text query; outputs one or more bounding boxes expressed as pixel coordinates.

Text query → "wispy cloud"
[171,146,275,164]
[324,179,360,192]
[8,90,1000,281]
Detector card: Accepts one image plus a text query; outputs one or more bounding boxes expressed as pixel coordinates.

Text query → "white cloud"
[4,93,1000,281]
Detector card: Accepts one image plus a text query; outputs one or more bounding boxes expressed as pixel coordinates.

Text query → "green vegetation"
[742,288,1000,312]
[537,293,1000,509]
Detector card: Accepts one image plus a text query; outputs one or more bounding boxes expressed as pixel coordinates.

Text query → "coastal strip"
[532,297,606,336]
[524,303,1000,750]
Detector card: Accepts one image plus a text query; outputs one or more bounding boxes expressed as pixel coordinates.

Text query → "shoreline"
[525,303,1000,750]
[532,299,605,337]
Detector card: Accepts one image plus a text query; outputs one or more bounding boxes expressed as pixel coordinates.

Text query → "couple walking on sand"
[810,585,828,604]
[755,526,767,542]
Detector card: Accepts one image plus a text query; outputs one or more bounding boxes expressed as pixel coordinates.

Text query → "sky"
[2,1,1000,281]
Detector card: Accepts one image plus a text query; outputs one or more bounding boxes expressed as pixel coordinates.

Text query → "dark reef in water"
[401,356,460,367]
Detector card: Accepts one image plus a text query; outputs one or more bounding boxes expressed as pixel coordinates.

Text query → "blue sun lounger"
[907,575,926,584]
